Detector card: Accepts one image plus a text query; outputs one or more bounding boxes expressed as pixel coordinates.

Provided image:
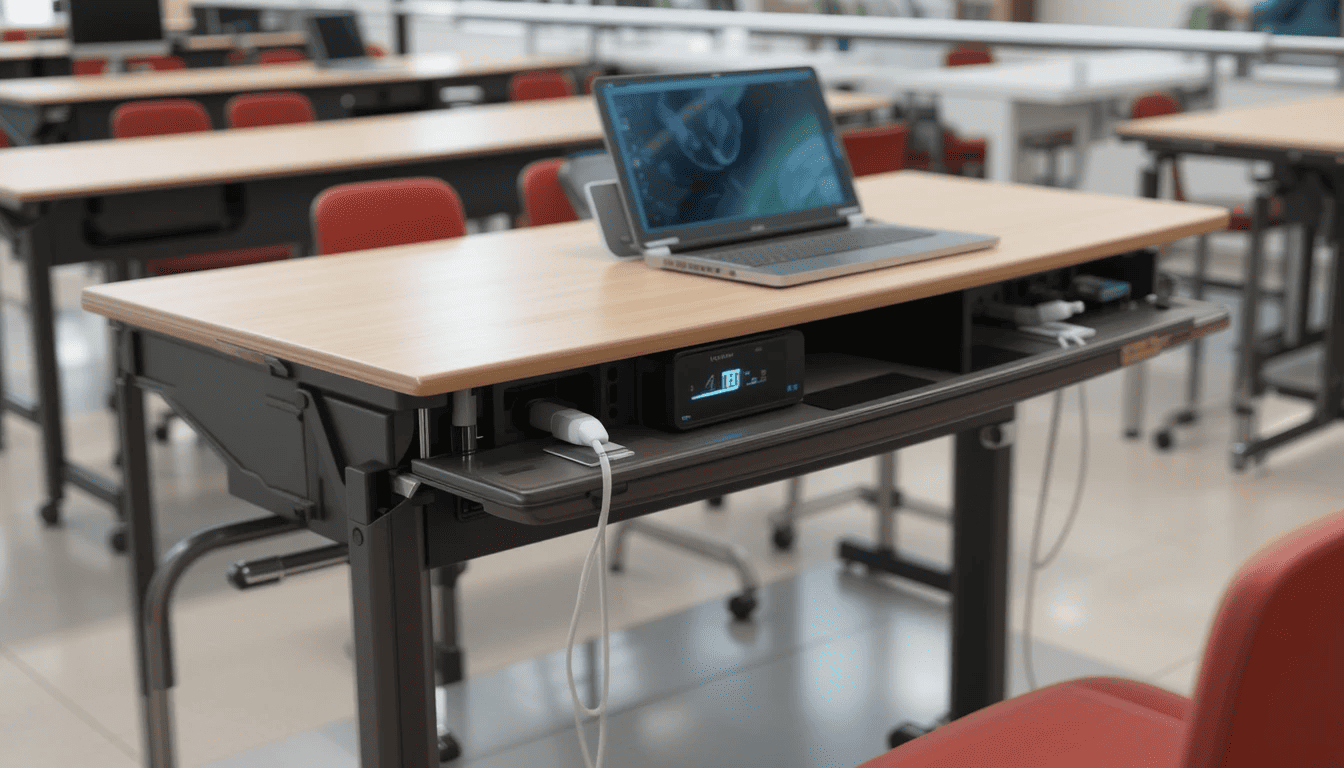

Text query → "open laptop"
[305,11,398,70]
[592,68,998,287]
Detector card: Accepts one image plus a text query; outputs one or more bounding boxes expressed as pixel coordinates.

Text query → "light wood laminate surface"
[1115,95,1344,156]
[83,172,1229,396]
[0,51,587,105]
[0,39,68,61]
[0,90,887,205]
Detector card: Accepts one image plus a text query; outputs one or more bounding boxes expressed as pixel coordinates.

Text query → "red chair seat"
[148,245,292,276]
[861,678,1188,768]
[520,158,579,227]
[510,71,575,102]
[841,124,910,178]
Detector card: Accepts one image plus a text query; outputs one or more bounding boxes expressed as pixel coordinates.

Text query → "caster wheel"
[1153,429,1174,451]
[727,593,757,621]
[153,424,170,442]
[888,722,932,749]
[108,527,128,553]
[39,501,60,527]
[771,525,795,551]
[437,733,461,762]
[609,560,624,574]
[706,496,725,510]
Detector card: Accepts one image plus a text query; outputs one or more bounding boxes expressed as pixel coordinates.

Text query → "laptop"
[592,68,998,287]
[305,11,398,70]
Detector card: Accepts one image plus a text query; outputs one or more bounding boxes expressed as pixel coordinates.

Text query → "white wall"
[1036,0,1189,29]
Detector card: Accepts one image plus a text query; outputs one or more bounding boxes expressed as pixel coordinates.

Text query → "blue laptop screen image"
[602,70,851,235]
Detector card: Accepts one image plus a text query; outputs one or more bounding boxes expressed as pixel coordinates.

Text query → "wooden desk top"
[1115,95,1344,156]
[83,172,1228,397]
[0,39,68,60]
[0,51,587,106]
[0,90,886,205]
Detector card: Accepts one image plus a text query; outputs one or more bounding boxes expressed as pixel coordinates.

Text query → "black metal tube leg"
[949,411,1013,720]
[22,225,66,525]
[1232,192,1271,470]
[434,563,467,685]
[1294,220,1317,345]
[116,328,173,768]
[1316,175,1344,426]
[0,254,7,451]
[1185,233,1210,416]
[347,466,438,768]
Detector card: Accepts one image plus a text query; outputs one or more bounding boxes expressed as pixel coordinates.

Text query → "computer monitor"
[306,11,367,62]
[68,0,168,57]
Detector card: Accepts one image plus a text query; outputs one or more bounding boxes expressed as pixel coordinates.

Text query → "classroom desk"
[1116,95,1344,469]
[0,51,589,144]
[82,172,1228,768]
[895,52,1211,185]
[0,89,886,546]
[0,32,311,77]
[0,39,68,78]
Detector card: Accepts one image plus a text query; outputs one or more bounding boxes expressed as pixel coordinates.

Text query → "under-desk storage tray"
[412,299,1227,525]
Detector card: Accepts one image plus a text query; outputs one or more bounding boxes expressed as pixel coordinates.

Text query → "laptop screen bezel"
[593,67,862,252]
[305,11,366,62]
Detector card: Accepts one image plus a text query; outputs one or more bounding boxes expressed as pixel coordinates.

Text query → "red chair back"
[126,55,188,72]
[73,58,108,76]
[842,124,910,177]
[311,178,467,255]
[258,48,306,65]
[111,99,212,139]
[1179,509,1344,768]
[2,30,30,42]
[520,158,579,227]
[1132,92,1181,120]
[365,43,387,58]
[945,45,993,67]
[227,91,316,129]
[510,71,575,102]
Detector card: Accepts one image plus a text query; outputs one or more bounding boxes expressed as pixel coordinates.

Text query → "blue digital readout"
[691,368,743,400]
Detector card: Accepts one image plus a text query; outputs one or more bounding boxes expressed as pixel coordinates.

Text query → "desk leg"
[1123,157,1163,440]
[347,467,438,768]
[1232,192,1271,471]
[21,224,67,525]
[117,332,175,768]
[949,410,1012,718]
[1316,178,1344,433]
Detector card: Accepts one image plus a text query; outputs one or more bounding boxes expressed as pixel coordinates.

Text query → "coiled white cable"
[564,439,613,768]
[1022,333,1090,691]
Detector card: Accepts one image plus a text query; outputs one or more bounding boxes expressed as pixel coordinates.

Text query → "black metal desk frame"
[1129,138,1344,470]
[0,138,602,546]
[108,262,1224,767]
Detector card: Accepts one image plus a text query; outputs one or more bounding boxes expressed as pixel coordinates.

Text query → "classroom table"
[0,89,887,547]
[0,51,590,143]
[895,51,1212,185]
[1116,95,1344,470]
[0,32,311,77]
[81,171,1228,768]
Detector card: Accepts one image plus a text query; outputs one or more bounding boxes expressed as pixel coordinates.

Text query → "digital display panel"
[599,69,857,239]
[68,0,163,45]
[669,331,804,429]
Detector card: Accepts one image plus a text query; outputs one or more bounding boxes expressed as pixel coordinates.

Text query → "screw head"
[351,528,364,546]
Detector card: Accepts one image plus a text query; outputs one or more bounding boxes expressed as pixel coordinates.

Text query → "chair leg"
[610,517,760,621]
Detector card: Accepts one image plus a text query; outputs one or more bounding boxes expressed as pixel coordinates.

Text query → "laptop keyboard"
[698,226,932,269]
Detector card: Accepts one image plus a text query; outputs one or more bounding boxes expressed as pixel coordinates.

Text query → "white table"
[890,51,1213,185]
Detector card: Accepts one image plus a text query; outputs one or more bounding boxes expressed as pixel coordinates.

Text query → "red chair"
[510,71,575,102]
[110,100,294,273]
[2,30,30,42]
[945,44,993,67]
[861,507,1344,768]
[365,43,387,58]
[111,99,212,138]
[519,158,579,227]
[125,55,187,72]
[227,91,316,129]
[841,124,909,178]
[258,48,306,65]
[906,129,988,177]
[311,178,467,256]
[73,58,107,76]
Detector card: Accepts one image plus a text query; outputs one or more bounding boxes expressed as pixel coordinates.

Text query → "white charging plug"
[529,401,610,447]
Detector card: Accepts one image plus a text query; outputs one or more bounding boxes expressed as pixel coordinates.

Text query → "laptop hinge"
[847,212,867,228]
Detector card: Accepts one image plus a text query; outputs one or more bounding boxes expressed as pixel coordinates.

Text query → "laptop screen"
[596,68,859,247]
[309,13,366,61]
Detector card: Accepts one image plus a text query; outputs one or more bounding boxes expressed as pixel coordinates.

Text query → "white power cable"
[1022,333,1091,691]
[564,438,612,768]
